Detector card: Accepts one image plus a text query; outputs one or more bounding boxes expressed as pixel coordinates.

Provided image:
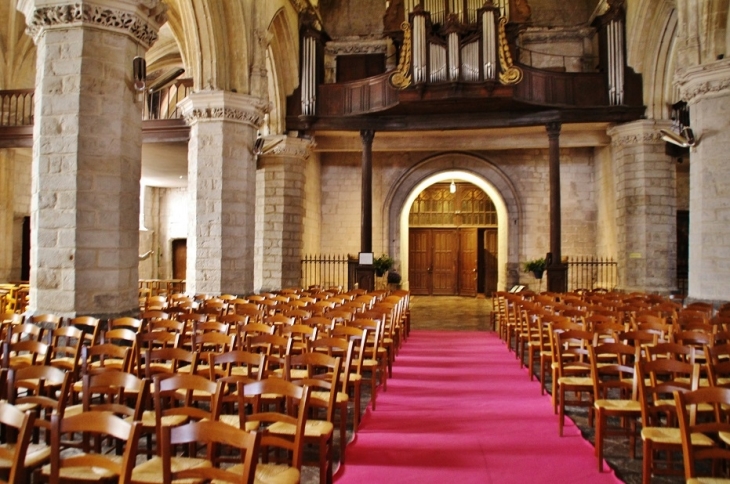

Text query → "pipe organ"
[406,1,504,85]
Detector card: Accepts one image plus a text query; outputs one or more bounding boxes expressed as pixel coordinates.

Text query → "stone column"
[179,91,266,296]
[255,136,314,292]
[608,120,677,294]
[0,150,15,281]
[16,0,165,317]
[676,59,730,303]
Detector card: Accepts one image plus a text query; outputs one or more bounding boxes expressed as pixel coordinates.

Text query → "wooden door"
[431,229,458,295]
[484,229,498,294]
[459,228,478,296]
[172,239,187,280]
[408,229,431,295]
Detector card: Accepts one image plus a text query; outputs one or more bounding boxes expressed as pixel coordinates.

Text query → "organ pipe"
[461,41,479,81]
[607,19,624,106]
[482,8,496,80]
[448,32,460,80]
[413,14,427,84]
[301,36,316,116]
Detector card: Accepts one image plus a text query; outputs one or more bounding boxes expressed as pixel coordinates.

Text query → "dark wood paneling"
[459,228,477,296]
[409,229,431,295]
[432,229,457,295]
[337,54,385,83]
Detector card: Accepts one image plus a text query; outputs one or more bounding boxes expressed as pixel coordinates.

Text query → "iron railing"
[300,254,349,290]
[0,90,34,127]
[566,256,617,292]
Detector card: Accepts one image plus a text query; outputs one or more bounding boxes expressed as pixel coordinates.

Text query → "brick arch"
[383,152,523,291]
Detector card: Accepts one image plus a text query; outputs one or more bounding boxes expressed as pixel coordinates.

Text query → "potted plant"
[373,254,394,277]
[523,257,547,280]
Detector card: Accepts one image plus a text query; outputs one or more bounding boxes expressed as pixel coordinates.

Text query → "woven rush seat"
[40,452,124,480]
[0,442,50,469]
[641,427,714,446]
[558,376,593,386]
[131,456,211,483]
[269,418,334,438]
[135,410,188,428]
[687,479,730,484]
[594,398,641,412]
[212,414,260,432]
[248,462,300,484]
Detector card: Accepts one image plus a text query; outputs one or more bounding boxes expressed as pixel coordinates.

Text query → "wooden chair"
[675,387,730,482]
[552,326,594,434]
[7,365,72,445]
[0,401,40,484]
[350,318,386,410]
[40,411,142,484]
[275,352,341,484]
[243,379,310,484]
[310,336,354,462]
[108,317,143,333]
[331,325,367,432]
[81,342,132,375]
[158,420,260,484]
[637,358,707,484]
[48,326,84,379]
[2,339,50,370]
[24,315,61,345]
[246,334,292,378]
[589,342,640,472]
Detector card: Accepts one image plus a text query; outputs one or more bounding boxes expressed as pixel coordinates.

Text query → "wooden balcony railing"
[0,79,193,146]
[0,90,33,127]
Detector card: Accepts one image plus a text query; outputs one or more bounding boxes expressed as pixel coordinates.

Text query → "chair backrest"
[589,341,638,400]
[81,343,132,375]
[49,410,142,484]
[7,365,72,441]
[153,373,219,442]
[243,379,310,471]
[141,346,196,379]
[82,371,149,420]
[637,357,699,428]
[285,352,341,422]
[0,401,36,484]
[246,334,292,376]
[161,420,260,484]
[675,387,730,480]
[68,316,101,346]
[49,326,84,374]
[108,317,143,333]
[2,339,50,370]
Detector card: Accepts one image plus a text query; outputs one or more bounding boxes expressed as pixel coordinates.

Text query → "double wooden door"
[409,228,478,296]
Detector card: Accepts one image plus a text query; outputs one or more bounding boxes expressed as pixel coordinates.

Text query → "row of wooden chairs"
[496,290,730,483]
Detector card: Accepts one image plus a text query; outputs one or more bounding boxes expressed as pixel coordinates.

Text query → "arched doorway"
[408,182,498,296]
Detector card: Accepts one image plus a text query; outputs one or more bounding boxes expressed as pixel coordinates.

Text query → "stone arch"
[627,1,679,120]
[167,0,249,92]
[266,8,300,134]
[383,152,522,292]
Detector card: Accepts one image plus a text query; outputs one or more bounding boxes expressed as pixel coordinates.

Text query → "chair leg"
[558,387,565,437]
[642,438,652,484]
[596,409,605,472]
[339,401,347,463]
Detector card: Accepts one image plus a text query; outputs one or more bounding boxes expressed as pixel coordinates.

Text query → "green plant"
[523,257,546,279]
[373,254,394,277]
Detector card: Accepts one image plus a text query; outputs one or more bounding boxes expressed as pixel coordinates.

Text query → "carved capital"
[325,39,389,57]
[17,0,166,48]
[259,135,316,160]
[607,120,670,147]
[179,90,269,128]
[676,59,730,105]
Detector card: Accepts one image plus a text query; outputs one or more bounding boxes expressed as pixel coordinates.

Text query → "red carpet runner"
[335,330,623,484]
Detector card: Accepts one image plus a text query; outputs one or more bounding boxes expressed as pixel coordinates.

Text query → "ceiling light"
[450,180,456,193]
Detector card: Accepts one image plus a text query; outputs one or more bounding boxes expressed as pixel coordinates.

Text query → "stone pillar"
[0,150,15,281]
[608,120,677,294]
[179,91,266,296]
[16,0,165,317]
[255,136,314,292]
[676,60,730,303]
